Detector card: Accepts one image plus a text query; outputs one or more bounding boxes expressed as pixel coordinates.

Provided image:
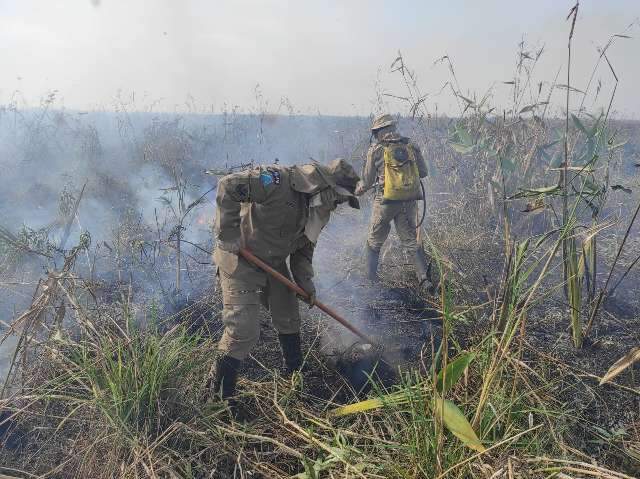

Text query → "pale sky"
[1,0,639,117]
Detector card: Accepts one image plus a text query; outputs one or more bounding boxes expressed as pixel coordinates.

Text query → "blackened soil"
[0,410,24,451]
[523,293,640,472]
[312,280,442,397]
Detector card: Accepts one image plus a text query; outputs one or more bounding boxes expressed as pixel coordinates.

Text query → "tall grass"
[13,318,210,476]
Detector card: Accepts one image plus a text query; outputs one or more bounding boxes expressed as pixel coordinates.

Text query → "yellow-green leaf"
[510,184,561,199]
[434,396,486,453]
[330,391,487,453]
[436,353,475,394]
[330,398,384,416]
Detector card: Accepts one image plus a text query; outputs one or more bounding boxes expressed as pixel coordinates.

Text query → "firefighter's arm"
[356,145,381,195]
[290,236,316,306]
[412,144,428,178]
[214,168,271,252]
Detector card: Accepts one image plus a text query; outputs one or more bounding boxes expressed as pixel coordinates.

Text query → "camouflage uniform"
[361,131,428,252]
[210,159,360,399]
[214,165,316,360]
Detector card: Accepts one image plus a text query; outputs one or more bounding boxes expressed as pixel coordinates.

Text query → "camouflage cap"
[371,114,397,132]
[291,159,360,209]
[315,158,360,209]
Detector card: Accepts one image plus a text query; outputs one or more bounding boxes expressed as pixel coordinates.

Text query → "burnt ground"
[524,294,640,471]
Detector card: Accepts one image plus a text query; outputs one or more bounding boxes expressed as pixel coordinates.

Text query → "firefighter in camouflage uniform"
[210,159,360,399]
[355,114,431,286]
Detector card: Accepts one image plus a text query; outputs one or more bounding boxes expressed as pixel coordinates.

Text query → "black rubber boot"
[211,355,241,400]
[365,246,380,281]
[278,333,303,375]
[414,248,433,290]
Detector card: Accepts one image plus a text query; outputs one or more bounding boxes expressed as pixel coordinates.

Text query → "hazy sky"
[1,0,639,116]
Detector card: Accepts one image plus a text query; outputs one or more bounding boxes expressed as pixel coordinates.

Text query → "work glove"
[217,238,242,254]
[297,281,316,309]
[304,290,316,309]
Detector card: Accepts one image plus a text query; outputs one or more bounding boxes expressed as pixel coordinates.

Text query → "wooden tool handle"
[239,248,375,345]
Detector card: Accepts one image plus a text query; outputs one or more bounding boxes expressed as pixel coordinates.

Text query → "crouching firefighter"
[355,114,431,287]
[209,159,360,400]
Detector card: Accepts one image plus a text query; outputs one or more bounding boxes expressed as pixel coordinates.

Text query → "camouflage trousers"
[367,192,419,252]
[215,250,300,360]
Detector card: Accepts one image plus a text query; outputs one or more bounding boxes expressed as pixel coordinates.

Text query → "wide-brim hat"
[290,158,360,209]
[371,113,397,132]
[315,158,360,209]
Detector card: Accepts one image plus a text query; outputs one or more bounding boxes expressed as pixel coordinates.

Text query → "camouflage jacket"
[361,132,428,191]
[213,164,317,291]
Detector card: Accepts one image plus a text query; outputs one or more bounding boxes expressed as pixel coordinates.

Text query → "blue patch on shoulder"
[260,172,273,186]
[260,170,281,186]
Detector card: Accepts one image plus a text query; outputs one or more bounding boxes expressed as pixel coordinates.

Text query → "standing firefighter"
[355,114,431,286]
[210,159,360,399]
